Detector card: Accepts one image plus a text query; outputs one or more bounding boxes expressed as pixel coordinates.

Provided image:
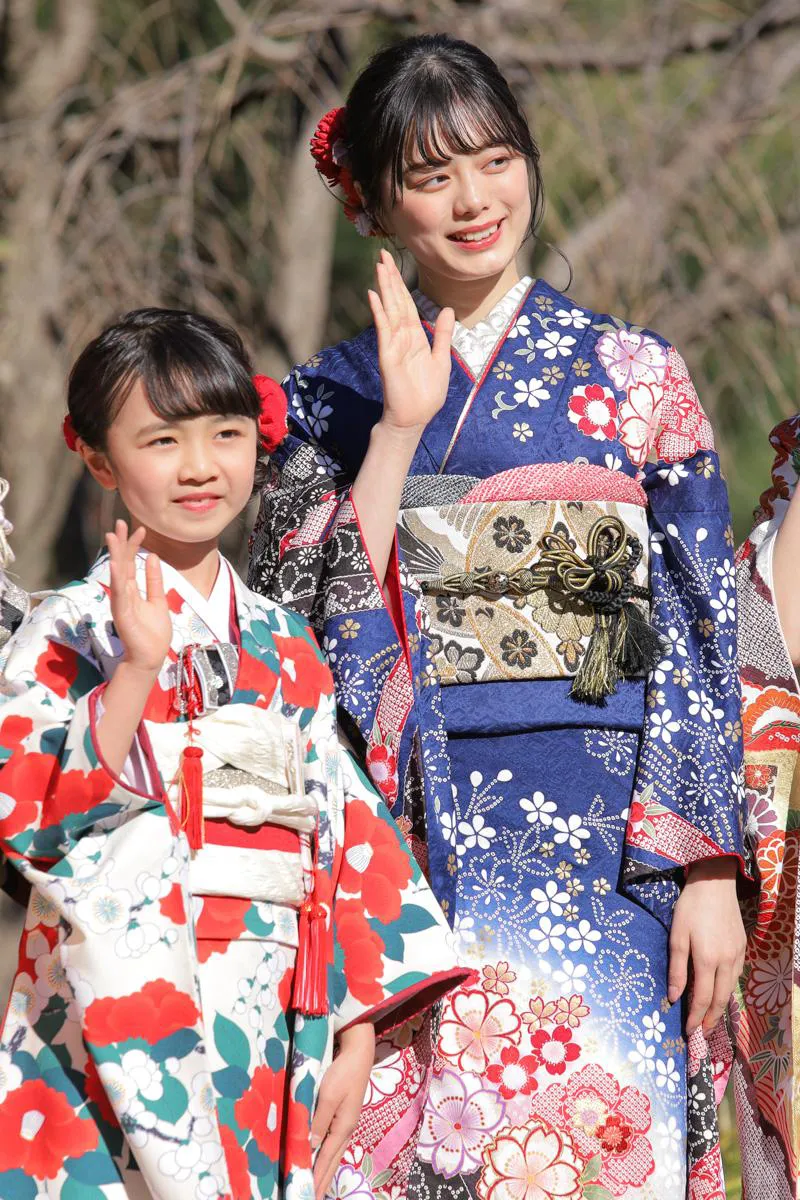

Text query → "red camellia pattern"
[84,978,200,1046]
[338,798,413,922]
[335,898,386,1006]
[235,1065,287,1159]
[273,635,333,711]
[33,643,80,699]
[221,1125,251,1200]
[0,1079,99,1179]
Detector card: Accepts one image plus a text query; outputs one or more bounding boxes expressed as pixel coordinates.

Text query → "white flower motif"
[115,921,161,959]
[649,708,680,743]
[657,1116,683,1148]
[687,689,724,724]
[628,1039,656,1074]
[74,883,133,933]
[34,949,72,1001]
[457,814,496,851]
[0,1049,23,1104]
[555,307,590,329]
[566,919,601,955]
[6,974,45,1029]
[715,558,736,590]
[512,422,533,443]
[656,1056,680,1093]
[513,377,550,409]
[642,1010,666,1042]
[508,315,531,339]
[530,880,570,916]
[604,453,623,471]
[552,958,587,994]
[519,791,557,826]
[530,916,566,954]
[452,914,477,947]
[536,331,576,359]
[159,1139,223,1182]
[657,463,689,487]
[197,1175,227,1199]
[710,587,736,625]
[121,1049,164,1101]
[98,1062,138,1114]
[552,814,589,849]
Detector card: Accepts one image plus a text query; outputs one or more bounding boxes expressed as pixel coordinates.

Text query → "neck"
[416,258,525,327]
[139,529,221,599]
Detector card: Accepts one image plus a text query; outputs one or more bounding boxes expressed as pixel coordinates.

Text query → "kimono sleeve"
[248,360,417,809]
[330,745,471,1037]
[0,591,166,871]
[624,348,747,921]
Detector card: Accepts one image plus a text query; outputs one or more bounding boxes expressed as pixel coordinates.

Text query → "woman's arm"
[351,250,453,584]
[771,481,800,665]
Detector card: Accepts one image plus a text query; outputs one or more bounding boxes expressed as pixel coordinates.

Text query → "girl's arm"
[95,521,172,774]
[351,250,454,584]
[771,481,800,665]
[310,1021,376,1200]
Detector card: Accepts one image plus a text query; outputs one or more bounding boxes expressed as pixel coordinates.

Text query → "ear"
[78,441,117,491]
[354,179,391,238]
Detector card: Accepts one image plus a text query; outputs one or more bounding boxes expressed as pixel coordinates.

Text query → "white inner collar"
[413,276,533,377]
[140,552,233,643]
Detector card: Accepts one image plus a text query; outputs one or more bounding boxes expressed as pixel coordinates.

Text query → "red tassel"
[293,898,328,1016]
[179,745,204,851]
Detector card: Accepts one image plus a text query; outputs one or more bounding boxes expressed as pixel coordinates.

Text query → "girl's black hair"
[68,307,260,450]
[344,34,544,236]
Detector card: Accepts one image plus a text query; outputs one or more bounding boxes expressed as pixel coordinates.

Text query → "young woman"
[0,308,467,1200]
[248,34,748,1200]
[733,417,800,1200]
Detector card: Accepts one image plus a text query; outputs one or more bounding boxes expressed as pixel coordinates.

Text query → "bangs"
[107,324,259,427]
[387,74,534,200]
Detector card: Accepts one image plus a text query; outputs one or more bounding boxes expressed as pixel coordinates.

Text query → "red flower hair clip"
[62,414,79,451]
[309,107,377,238]
[253,375,288,453]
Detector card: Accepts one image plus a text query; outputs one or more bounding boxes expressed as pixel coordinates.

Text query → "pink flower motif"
[439,988,521,1072]
[477,1119,583,1200]
[568,384,618,441]
[418,1067,506,1179]
[531,1062,654,1196]
[596,329,667,392]
[617,382,664,468]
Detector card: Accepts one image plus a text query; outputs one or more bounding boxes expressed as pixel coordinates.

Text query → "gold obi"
[398,481,651,688]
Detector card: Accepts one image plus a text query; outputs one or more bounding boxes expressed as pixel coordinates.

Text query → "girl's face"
[381,142,532,290]
[83,378,258,554]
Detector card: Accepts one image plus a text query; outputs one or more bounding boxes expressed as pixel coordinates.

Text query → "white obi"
[144,704,315,906]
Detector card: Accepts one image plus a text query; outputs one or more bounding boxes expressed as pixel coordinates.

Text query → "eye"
[485,154,511,171]
[216,427,244,440]
[147,435,176,447]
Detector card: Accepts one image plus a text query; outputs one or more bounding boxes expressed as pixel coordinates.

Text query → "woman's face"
[381,140,532,292]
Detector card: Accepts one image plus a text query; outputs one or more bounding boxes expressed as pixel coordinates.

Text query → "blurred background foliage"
[1,0,798,588]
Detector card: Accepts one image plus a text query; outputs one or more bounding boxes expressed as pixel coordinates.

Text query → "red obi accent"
[203,818,301,854]
[462,462,647,506]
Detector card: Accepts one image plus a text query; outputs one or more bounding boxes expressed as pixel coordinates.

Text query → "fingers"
[701,964,735,1034]
[309,1085,336,1156]
[432,306,455,363]
[685,958,714,1036]
[667,924,689,1007]
[144,551,164,602]
[312,1110,355,1200]
[367,288,390,352]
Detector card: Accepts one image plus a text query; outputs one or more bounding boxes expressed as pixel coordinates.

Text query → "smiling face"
[381,139,533,301]
[82,378,258,559]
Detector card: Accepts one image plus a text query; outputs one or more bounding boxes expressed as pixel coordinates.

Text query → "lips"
[174,494,221,513]
[448,219,504,249]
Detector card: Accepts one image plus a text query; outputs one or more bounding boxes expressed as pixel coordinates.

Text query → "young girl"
[248,34,748,1200]
[0,307,468,1200]
[733,417,800,1199]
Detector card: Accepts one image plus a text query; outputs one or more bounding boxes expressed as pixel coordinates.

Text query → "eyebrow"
[404,157,451,176]
[136,413,249,437]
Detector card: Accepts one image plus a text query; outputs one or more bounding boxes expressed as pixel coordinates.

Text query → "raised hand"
[368,248,454,434]
[106,521,172,674]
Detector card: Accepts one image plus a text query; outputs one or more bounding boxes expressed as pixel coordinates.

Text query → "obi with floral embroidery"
[732,416,800,1200]
[0,554,468,1200]
[248,276,747,1200]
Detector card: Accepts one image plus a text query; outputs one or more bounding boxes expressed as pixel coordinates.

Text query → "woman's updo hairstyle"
[344,34,544,236]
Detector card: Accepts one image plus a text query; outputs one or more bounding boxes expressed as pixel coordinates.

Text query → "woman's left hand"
[311,1021,376,1199]
[668,856,746,1034]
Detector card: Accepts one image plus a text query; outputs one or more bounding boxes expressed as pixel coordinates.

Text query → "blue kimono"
[249,277,746,1200]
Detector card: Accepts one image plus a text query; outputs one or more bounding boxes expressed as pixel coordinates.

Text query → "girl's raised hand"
[106,520,172,675]
[368,248,454,434]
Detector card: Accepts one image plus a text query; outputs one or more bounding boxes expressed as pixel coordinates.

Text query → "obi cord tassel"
[421,514,663,705]
[178,745,205,850]
[534,516,664,704]
[293,898,328,1016]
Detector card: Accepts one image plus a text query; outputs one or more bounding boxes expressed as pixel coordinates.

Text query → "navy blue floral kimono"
[249,277,746,1200]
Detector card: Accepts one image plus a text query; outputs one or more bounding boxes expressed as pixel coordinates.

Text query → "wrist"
[336,1020,376,1053]
[118,658,162,684]
[373,417,425,453]
[686,855,739,883]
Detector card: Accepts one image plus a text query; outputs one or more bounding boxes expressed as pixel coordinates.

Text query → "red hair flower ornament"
[310,107,377,238]
[253,375,288,453]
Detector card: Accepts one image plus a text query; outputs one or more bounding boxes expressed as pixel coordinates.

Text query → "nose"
[452,165,489,219]
[178,431,217,483]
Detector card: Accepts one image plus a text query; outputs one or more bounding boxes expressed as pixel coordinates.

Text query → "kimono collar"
[413,275,533,378]
[153,553,233,643]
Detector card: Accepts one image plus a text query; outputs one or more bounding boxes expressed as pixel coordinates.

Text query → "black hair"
[344,34,544,236]
[68,307,260,451]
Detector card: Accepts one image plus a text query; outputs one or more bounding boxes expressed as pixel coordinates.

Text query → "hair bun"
[253,375,288,453]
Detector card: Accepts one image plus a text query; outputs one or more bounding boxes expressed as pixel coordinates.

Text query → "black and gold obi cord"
[420,515,664,704]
